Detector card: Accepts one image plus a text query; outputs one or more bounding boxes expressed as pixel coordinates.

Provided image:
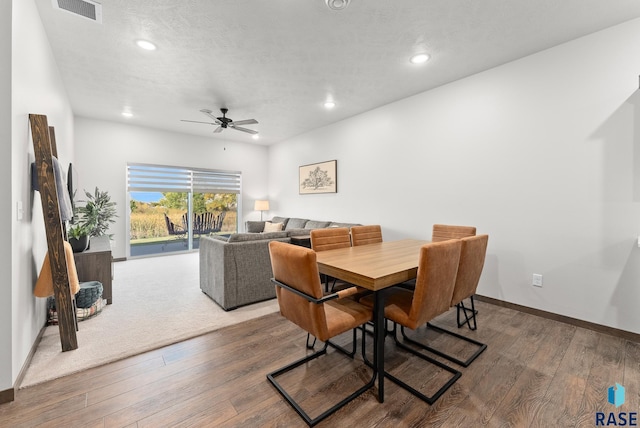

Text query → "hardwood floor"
[0,300,637,427]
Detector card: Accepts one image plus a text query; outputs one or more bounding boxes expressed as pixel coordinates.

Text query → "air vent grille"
[52,0,102,23]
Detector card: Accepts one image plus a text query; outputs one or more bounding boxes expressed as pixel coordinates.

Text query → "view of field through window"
[129,191,237,256]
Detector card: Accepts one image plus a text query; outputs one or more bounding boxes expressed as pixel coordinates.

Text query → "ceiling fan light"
[325,0,350,10]
[324,101,336,109]
[410,53,430,64]
[252,134,260,140]
[121,111,133,118]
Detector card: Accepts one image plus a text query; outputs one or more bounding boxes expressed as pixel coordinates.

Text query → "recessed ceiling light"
[122,111,133,118]
[410,53,430,64]
[324,101,336,109]
[136,40,156,51]
[325,0,350,10]
[252,134,260,140]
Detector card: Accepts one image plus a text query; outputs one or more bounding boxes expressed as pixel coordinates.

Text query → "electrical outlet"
[532,274,543,287]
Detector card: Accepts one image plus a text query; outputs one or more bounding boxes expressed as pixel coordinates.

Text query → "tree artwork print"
[299,160,337,194]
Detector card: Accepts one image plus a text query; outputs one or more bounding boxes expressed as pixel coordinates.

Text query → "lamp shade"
[254,200,270,211]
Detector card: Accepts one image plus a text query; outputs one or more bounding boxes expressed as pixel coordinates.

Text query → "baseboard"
[476,295,640,343]
[11,320,48,397]
[0,387,14,404]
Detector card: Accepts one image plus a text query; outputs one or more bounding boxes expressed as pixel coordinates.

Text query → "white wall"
[269,18,640,334]
[8,0,75,390]
[74,117,269,259]
[0,0,12,393]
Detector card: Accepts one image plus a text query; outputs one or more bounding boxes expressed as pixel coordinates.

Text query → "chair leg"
[267,329,375,427]
[389,324,461,405]
[361,322,461,405]
[401,322,487,368]
[306,333,317,349]
[457,295,479,330]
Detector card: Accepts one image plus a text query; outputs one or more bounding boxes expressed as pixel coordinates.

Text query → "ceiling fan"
[181,108,259,135]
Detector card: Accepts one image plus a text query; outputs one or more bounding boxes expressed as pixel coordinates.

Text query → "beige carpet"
[20,252,279,388]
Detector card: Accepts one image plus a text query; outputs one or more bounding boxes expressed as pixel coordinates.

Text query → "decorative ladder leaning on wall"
[30,113,78,351]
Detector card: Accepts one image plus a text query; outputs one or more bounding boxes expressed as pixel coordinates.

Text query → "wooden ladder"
[30,114,78,351]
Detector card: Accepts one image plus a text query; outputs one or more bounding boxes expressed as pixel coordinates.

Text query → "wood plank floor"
[1,300,637,427]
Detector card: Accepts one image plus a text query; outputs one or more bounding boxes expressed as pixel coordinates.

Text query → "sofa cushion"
[284,228,308,237]
[263,221,284,232]
[208,234,230,242]
[246,221,265,233]
[304,220,331,229]
[285,218,309,230]
[228,232,288,242]
[329,222,362,229]
[270,216,290,229]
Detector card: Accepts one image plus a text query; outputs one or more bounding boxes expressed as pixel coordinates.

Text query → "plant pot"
[69,235,89,253]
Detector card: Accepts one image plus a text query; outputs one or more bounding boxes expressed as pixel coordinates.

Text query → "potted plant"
[68,223,90,253]
[76,187,118,238]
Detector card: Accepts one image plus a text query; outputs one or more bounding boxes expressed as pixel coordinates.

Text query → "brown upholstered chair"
[403,234,489,367]
[360,239,462,404]
[310,227,351,293]
[350,225,383,246]
[267,241,375,426]
[432,224,476,242]
[430,224,477,318]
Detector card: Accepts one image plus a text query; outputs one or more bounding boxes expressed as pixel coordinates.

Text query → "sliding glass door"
[127,163,240,257]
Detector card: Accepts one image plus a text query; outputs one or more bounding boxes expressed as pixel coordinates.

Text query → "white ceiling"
[35,0,640,145]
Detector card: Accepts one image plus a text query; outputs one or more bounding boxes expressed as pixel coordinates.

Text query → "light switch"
[16,201,23,220]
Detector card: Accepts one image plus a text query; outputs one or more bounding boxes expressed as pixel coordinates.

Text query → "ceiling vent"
[52,0,102,24]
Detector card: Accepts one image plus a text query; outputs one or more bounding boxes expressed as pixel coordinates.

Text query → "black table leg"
[373,289,385,403]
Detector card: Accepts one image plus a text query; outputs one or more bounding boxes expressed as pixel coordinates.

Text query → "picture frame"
[299,160,337,194]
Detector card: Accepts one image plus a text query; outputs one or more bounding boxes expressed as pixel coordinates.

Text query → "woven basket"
[76,281,103,309]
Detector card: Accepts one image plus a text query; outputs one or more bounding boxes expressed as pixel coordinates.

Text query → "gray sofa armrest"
[200,236,236,309]
[199,235,290,310]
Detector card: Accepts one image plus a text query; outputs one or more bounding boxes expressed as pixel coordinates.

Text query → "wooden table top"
[315,239,429,291]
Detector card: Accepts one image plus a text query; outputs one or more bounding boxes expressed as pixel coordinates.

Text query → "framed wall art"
[299,160,337,194]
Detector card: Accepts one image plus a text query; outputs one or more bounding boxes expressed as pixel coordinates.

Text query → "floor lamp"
[254,200,269,221]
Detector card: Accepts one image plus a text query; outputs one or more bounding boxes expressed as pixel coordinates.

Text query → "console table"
[74,236,113,304]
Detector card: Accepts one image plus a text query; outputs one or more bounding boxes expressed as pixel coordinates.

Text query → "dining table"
[314,238,429,402]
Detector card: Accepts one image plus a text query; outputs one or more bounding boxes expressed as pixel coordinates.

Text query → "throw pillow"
[263,221,283,232]
[246,221,265,233]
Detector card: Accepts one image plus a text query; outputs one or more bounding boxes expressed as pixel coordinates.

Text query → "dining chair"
[307,227,354,347]
[403,234,489,367]
[267,241,375,426]
[350,225,383,246]
[310,227,351,292]
[431,224,476,242]
[430,224,477,319]
[360,239,463,404]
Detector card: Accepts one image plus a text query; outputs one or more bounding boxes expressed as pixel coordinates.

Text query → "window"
[127,163,241,257]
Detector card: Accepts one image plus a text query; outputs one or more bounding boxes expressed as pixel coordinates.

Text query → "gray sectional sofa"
[199,216,360,310]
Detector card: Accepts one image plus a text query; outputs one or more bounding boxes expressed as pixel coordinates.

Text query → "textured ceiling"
[35,0,640,145]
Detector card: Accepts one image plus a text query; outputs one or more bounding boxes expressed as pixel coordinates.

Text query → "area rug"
[20,252,279,388]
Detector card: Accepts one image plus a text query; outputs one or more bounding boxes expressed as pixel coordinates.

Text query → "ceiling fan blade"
[231,119,258,126]
[200,109,220,122]
[181,119,216,125]
[230,125,258,135]
[213,126,223,133]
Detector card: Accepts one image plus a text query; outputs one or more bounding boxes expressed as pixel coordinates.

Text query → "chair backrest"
[310,227,351,252]
[408,240,462,329]
[164,213,179,235]
[432,224,476,242]
[268,241,330,340]
[450,234,489,306]
[213,211,226,232]
[351,225,383,246]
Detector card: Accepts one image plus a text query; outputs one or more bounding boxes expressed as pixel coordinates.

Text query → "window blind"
[127,163,241,194]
